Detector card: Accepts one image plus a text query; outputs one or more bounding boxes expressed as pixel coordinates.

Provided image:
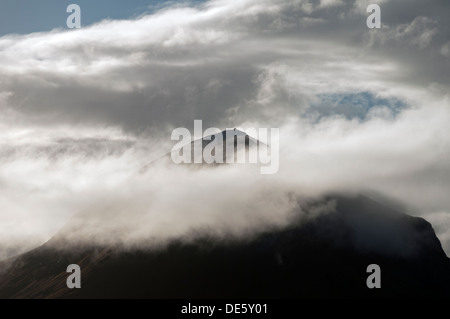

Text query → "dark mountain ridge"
[0,194,449,298]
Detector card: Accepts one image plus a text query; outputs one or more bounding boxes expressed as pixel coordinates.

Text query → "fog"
[2,98,450,256]
[0,0,450,258]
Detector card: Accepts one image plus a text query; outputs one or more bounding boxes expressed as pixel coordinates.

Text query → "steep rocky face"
[0,194,449,299]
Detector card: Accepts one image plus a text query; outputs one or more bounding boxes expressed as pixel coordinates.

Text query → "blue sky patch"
[307,92,408,121]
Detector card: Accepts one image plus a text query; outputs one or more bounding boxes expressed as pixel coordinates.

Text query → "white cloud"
[0,0,450,257]
[441,42,450,58]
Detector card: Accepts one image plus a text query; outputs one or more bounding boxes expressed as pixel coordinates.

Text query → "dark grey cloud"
[0,0,447,134]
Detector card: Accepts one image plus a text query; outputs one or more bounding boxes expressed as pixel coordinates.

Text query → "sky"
[0,0,450,258]
[0,1,206,36]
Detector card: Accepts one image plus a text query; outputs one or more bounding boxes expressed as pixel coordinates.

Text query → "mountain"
[140,129,262,173]
[0,194,449,298]
[1,130,448,298]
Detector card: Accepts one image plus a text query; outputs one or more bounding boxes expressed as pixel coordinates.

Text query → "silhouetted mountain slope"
[0,194,449,298]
